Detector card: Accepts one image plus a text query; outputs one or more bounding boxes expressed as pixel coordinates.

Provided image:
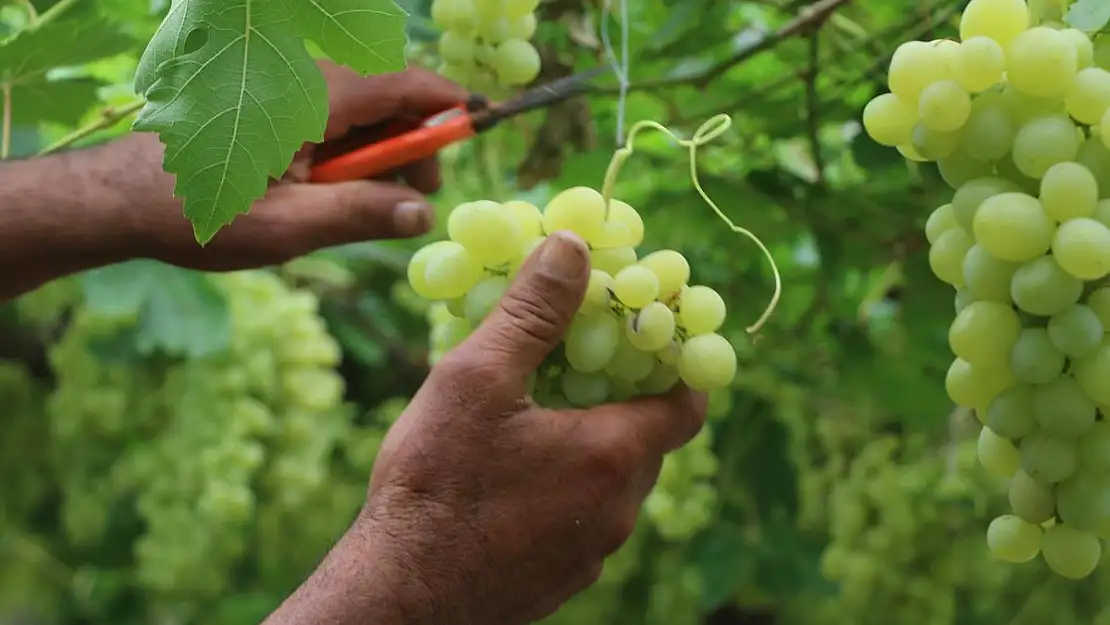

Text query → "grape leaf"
[1065,0,1110,33]
[294,0,408,75]
[0,0,135,127]
[132,0,330,244]
[81,260,231,359]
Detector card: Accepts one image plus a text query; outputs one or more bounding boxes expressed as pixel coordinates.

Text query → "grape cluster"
[408,186,740,407]
[643,427,719,539]
[861,0,1110,579]
[431,0,542,91]
[44,270,353,602]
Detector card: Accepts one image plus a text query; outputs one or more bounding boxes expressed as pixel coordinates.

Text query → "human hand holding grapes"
[264,232,708,625]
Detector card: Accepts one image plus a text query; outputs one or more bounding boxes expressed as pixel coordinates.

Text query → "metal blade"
[483,66,612,123]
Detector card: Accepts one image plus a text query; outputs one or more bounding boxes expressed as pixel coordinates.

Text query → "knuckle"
[428,349,506,400]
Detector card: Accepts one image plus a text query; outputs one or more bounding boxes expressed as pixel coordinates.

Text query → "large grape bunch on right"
[862,0,1110,579]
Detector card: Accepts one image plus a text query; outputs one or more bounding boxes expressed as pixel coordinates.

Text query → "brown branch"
[590,0,854,95]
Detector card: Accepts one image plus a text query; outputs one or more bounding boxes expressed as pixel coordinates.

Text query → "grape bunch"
[409,186,739,406]
[861,0,1110,579]
[431,0,542,91]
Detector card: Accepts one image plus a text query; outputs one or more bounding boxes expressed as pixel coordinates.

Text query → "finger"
[321,63,468,139]
[582,384,708,459]
[282,180,436,249]
[463,231,590,375]
[395,157,441,194]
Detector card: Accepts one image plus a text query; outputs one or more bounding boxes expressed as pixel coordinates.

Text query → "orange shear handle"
[309,105,477,183]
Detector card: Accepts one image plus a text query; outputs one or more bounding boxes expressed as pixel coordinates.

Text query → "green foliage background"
[4,0,1110,624]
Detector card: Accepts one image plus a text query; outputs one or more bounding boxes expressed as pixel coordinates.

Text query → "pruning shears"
[308,66,610,184]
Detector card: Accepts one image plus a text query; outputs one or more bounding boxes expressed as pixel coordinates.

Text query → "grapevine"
[861,0,1110,579]
[410,114,781,406]
[430,0,542,91]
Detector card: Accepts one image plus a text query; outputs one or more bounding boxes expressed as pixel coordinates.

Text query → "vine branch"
[1,81,11,160]
[590,0,854,95]
[37,99,145,156]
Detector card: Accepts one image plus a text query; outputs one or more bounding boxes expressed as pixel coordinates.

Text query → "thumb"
[465,230,590,375]
[293,180,435,246]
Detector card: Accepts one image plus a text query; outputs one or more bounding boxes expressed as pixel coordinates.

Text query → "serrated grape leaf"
[132,0,329,244]
[1065,0,1110,33]
[294,0,408,75]
[80,260,231,359]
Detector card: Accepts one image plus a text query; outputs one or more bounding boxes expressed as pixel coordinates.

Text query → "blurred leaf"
[1065,0,1110,32]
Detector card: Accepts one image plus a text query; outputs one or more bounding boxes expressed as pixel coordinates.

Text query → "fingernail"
[538,230,588,276]
[393,201,433,236]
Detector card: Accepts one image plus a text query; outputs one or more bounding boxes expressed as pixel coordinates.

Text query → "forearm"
[263,520,430,625]
[0,133,176,301]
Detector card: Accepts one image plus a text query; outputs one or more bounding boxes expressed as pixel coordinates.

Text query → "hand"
[357,231,708,624]
[142,61,467,271]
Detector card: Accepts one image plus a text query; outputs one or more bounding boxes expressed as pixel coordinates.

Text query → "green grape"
[1007,27,1079,98]
[600,198,645,248]
[1019,430,1078,483]
[438,30,476,63]
[491,38,541,85]
[431,0,476,31]
[504,199,543,238]
[945,357,1014,408]
[960,0,1029,48]
[463,276,508,326]
[986,385,1036,439]
[678,333,737,392]
[1041,524,1101,579]
[962,91,1016,160]
[862,93,917,146]
[963,244,1018,302]
[424,242,484,299]
[564,313,620,373]
[1072,338,1110,404]
[925,203,958,243]
[1085,286,1110,326]
[1052,217,1110,280]
[888,41,952,101]
[1065,67,1110,124]
[1011,115,1082,179]
[1047,304,1103,358]
[897,143,926,161]
[448,200,523,266]
[953,36,1005,92]
[948,301,1021,366]
[1009,469,1056,524]
[543,186,607,244]
[407,240,458,299]
[1096,199,1110,228]
[1001,83,1067,123]
[929,228,974,286]
[952,177,1021,231]
[606,336,655,382]
[638,361,680,395]
[590,246,637,275]
[986,515,1041,563]
[507,13,537,39]
[1010,327,1067,383]
[918,80,971,131]
[1056,472,1110,530]
[627,302,676,352]
[1032,375,1097,437]
[955,288,975,313]
[1078,421,1110,471]
[972,192,1054,262]
[613,265,661,308]
[1076,137,1110,198]
[677,285,726,335]
[1039,162,1098,221]
[581,269,614,315]
[561,370,610,407]
[639,250,690,298]
[504,0,538,18]
[1061,28,1095,68]
[1011,255,1084,316]
[993,154,1041,193]
[977,426,1019,476]
[911,122,961,160]
[938,150,994,188]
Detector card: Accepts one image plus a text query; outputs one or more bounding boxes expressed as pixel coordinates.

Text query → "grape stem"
[36,98,145,156]
[598,114,782,335]
[0,80,11,160]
